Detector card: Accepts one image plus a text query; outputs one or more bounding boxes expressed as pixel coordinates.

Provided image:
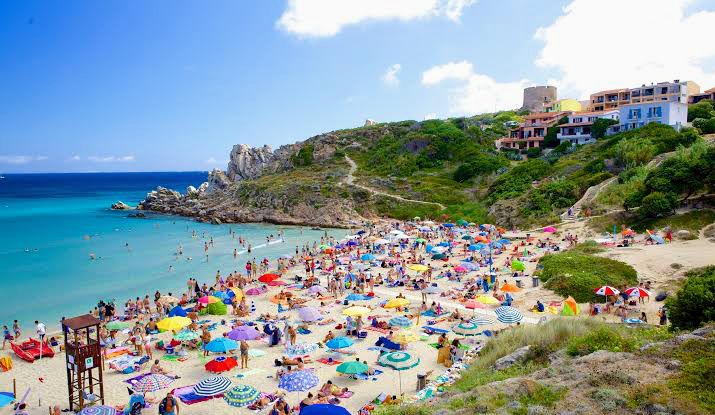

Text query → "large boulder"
[226,144,277,181]
[111,201,134,210]
[494,345,531,370]
[206,169,232,193]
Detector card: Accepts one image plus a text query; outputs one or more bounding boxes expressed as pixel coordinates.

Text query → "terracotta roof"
[63,314,100,331]
[572,109,619,117]
[704,86,715,94]
[523,111,569,119]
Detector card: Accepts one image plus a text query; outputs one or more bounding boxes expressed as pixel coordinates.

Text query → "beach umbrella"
[173,329,200,341]
[594,286,619,296]
[415,238,426,243]
[461,235,473,240]
[392,330,419,344]
[278,370,320,392]
[495,306,523,324]
[452,322,480,336]
[360,253,376,261]
[460,262,479,271]
[205,338,239,353]
[543,226,557,233]
[431,253,447,260]
[168,305,188,317]
[624,287,651,298]
[198,296,220,305]
[384,298,409,309]
[343,306,371,317]
[258,273,280,283]
[336,361,368,375]
[194,376,233,396]
[213,291,229,300]
[267,280,287,286]
[0,392,14,408]
[308,285,327,295]
[389,316,413,328]
[226,326,261,341]
[158,295,179,305]
[132,374,174,393]
[207,301,228,315]
[78,407,117,415]
[456,219,469,226]
[205,356,238,373]
[301,404,350,415]
[475,295,499,305]
[347,240,358,246]
[561,296,580,316]
[105,321,130,331]
[501,282,521,293]
[224,384,261,407]
[298,307,323,322]
[408,264,429,272]
[156,316,191,332]
[345,293,367,302]
[454,265,468,273]
[443,223,455,228]
[377,351,420,396]
[469,316,495,325]
[511,260,525,272]
[326,336,354,349]
[245,287,263,296]
[226,288,244,301]
[423,285,442,295]
[464,299,486,310]
[468,245,479,251]
[374,238,391,245]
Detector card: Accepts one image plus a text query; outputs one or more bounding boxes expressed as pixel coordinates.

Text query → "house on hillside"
[618,101,688,132]
[689,86,715,104]
[557,110,619,146]
[498,111,571,151]
[588,80,697,111]
[545,98,582,113]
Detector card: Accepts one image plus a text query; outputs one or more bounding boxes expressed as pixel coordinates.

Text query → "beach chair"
[357,331,368,339]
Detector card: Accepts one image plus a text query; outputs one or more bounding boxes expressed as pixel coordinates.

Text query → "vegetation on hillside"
[666,266,715,330]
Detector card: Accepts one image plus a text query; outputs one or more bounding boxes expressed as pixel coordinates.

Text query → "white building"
[557,110,619,146]
[618,101,688,132]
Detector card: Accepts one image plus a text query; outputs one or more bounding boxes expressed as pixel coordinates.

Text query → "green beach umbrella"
[336,361,368,375]
[224,384,261,407]
[431,253,446,260]
[456,219,468,226]
[452,322,480,337]
[511,260,525,272]
[105,321,130,331]
[377,351,420,396]
[415,238,426,243]
[461,235,473,240]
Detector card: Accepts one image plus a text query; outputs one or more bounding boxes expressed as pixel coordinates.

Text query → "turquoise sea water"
[0,172,347,333]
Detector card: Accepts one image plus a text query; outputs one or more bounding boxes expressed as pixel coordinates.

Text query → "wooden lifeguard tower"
[62,314,105,411]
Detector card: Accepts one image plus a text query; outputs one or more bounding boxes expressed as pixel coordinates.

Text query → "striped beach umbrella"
[193,376,233,396]
[378,351,420,371]
[495,306,523,324]
[131,374,174,393]
[336,360,368,375]
[594,286,619,296]
[223,384,260,407]
[173,330,200,341]
[78,407,117,415]
[452,322,480,336]
[624,287,651,298]
[326,336,354,350]
[469,316,495,325]
[389,316,412,328]
[278,370,320,392]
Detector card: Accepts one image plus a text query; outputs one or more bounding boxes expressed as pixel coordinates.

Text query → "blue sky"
[2,0,714,173]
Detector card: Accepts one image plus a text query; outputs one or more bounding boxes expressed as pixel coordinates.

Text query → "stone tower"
[523,86,557,112]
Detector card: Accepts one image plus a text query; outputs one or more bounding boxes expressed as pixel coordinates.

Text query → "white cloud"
[421,60,474,85]
[0,155,48,165]
[276,0,477,38]
[422,61,531,114]
[88,155,135,163]
[423,113,438,120]
[382,64,402,87]
[534,0,715,99]
[68,155,81,161]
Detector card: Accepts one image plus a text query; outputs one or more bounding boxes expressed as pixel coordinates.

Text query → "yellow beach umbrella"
[408,264,429,272]
[157,316,192,332]
[385,298,410,309]
[392,330,419,344]
[475,295,499,305]
[229,287,244,301]
[342,306,371,317]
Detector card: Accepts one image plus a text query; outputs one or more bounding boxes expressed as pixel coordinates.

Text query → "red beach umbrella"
[624,287,651,298]
[205,356,238,373]
[594,286,619,296]
[258,273,280,283]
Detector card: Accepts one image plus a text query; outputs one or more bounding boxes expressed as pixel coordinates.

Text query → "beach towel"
[124,372,152,386]
[317,358,342,366]
[247,393,279,411]
[354,369,384,381]
[297,328,312,335]
[172,385,213,405]
[104,346,131,359]
[421,326,448,334]
[429,343,469,350]
[421,310,449,317]
[365,326,390,334]
[161,355,185,362]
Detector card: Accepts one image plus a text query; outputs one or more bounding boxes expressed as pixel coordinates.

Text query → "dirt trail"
[343,155,446,210]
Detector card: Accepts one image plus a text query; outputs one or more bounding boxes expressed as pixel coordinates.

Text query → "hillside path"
[343,155,446,210]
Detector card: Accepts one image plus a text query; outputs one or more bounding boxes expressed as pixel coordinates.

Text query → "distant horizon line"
[0,170,215,175]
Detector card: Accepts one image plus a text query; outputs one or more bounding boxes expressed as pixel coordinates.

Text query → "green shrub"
[668,338,715,413]
[591,118,619,139]
[693,117,715,134]
[291,144,314,166]
[488,159,552,202]
[554,141,571,153]
[526,146,542,158]
[567,327,638,356]
[687,100,714,122]
[453,153,508,182]
[538,251,637,302]
[665,266,715,330]
[639,191,676,218]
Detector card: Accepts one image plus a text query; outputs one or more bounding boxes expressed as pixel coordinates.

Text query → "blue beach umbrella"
[0,392,15,408]
[443,223,455,228]
[438,241,450,247]
[468,245,478,251]
[345,293,368,301]
[300,404,350,415]
[278,370,320,392]
[425,244,434,252]
[360,253,376,261]
[168,305,187,317]
[224,384,261,407]
[205,338,239,353]
[326,336,354,350]
[193,376,233,396]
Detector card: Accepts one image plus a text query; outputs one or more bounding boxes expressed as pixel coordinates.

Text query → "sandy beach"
[1,218,712,415]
